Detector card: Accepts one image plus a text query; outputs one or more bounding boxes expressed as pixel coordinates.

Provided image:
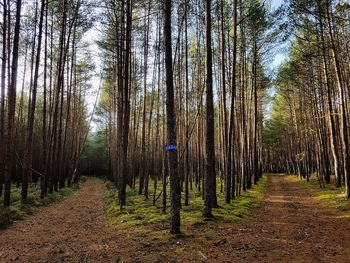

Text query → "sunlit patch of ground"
[287,174,350,217]
[106,175,268,234]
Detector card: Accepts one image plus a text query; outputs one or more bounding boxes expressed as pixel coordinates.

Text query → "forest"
[0,0,350,262]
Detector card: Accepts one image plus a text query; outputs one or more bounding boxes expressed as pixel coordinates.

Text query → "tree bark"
[164,0,181,234]
[4,0,22,207]
[203,0,216,218]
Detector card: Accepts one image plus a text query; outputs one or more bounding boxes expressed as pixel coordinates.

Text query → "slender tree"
[164,0,181,234]
[203,0,216,218]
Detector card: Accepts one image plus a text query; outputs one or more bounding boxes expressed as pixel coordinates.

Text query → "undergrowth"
[106,175,268,231]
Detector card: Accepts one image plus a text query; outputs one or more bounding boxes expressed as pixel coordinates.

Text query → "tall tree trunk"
[184,0,190,207]
[140,1,151,196]
[203,0,216,218]
[326,1,350,198]
[120,0,131,207]
[253,32,259,185]
[229,0,237,200]
[41,0,49,198]
[220,0,230,203]
[4,0,22,207]
[22,0,45,201]
[0,0,7,198]
[164,0,181,234]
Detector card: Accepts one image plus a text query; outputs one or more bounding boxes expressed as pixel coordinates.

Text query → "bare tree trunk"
[229,0,237,200]
[184,0,190,207]
[326,1,350,198]
[203,0,216,218]
[41,0,49,198]
[164,0,181,234]
[0,0,7,198]
[120,0,131,207]
[22,0,45,201]
[140,1,151,196]
[4,0,22,207]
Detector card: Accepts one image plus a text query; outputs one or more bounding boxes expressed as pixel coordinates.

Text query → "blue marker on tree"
[165,145,177,151]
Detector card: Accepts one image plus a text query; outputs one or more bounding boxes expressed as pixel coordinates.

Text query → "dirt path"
[1,175,350,263]
[0,179,120,263]
[203,174,350,263]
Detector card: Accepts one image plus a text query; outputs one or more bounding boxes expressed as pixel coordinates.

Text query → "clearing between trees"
[0,174,349,263]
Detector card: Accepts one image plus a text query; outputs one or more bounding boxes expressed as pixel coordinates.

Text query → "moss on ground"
[288,174,350,216]
[0,182,80,229]
[107,174,268,231]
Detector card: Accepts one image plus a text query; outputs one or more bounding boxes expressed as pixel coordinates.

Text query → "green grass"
[107,175,268,230]
[0,182,80,228]
[289,174,350,216]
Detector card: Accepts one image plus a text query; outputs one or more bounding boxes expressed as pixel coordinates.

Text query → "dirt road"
[0,179,120,262]
[1,175,349,262]
[208,174,350,262]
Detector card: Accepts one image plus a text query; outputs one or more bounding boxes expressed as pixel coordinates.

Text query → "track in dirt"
[0,179,119,263]
[0,175,349,263]
[218,175,350,263]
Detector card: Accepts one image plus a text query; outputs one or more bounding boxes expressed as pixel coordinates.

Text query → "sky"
[265,0,288,117]
[272,0,284,9]
[271,0,288,67]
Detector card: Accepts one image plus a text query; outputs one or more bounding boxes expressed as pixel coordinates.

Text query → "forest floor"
[0,175,350,263]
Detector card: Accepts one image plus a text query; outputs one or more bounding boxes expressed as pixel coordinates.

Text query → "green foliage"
[80,130,109,175]
[263,58,300,152]
[0,183,79,229]
[263,116,286,149]
[82,130,108,160]
[106,175,268,230]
